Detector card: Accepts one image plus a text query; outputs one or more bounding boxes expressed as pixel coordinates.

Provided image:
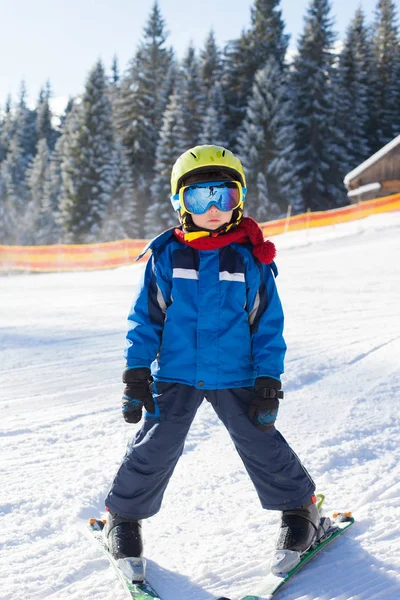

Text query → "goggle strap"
[171,194,181,211]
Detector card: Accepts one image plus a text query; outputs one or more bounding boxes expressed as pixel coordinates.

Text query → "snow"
[348,182,381,197]
[1,211,400,600]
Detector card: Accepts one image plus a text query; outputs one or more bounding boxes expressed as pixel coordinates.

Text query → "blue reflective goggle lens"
[181,180,241,214]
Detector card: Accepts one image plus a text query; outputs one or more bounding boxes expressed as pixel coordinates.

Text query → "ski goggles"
[171,180,246,214]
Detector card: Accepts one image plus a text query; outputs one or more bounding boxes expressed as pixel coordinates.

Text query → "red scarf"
[173,217,276,264]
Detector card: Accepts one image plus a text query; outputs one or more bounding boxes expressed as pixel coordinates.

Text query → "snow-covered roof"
[344,135,400,187]
[347,182,381,197]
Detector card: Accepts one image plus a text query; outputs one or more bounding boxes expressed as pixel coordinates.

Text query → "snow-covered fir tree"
[254,172,280,221]
[199,83,228,147]
[268,114,303,214]
[238,58,300,219]
[99,142,139,241]
[369,0,400,151]
[15,82,37,164]
[223,31,256,149]
[58,60,116,243]
[248,0,290,70]
[288,0,346,211]
[24,138,56,244]
[0,97,14,162]
[0,128,3,165]
[199,32,227,145]
[0,168,5,241]
[0,85,41,242]
[114,1,172,234]
[58,97,75,132]
[41,135,64,244]
[334,8,372,172]
[180,43,206,148]
[108,56,121,132]
[58,106,85,243]
[36,83,59,151]
[223,0,289,147]
[26,138,50,222]
[147,90,187,237]
[158,58,178,126]
[200,30,222,100]
[111,55,120,87]
[0,135,30,243]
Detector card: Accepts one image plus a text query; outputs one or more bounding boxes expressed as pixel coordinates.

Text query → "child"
[105,145,319,569]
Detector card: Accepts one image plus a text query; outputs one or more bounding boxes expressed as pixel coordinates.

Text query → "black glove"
[122,368,155,424]
[248,377,284,431]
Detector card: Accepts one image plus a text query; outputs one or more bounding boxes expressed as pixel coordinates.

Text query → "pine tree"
[0,97,14,162]
[370,0,400,150]
[15,82,37,163]
[200,30,222,100]
[334,8,372,171]
[0,168,6,242]
[0,86,34,243]
[222,31,256,148]
[269,112,303,214]
[238,58,300,219]
[108,56,120,132]
[248,0,290,70]
[58,60,116,243]
[36,82,59,151]
[223,0,289,147]
[255,172,280,221]
[42,135,64,243]
[25,138,57,244]
[255,172,269,218]
[158,58,178,128]
[58,97,75,132]
[200,83,228,147]
[0,135,30,243]
[111,55,120,87]
[199,31,227,146]
[180,43,206,148]
[114,1,172,234]
[147,90,187,237]
[100,143,138,241]
[289,0,345,211]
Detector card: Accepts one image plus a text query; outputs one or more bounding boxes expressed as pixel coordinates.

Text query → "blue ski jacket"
[124,229,286,389]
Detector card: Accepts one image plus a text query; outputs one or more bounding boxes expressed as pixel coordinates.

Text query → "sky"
[1,0,379,113]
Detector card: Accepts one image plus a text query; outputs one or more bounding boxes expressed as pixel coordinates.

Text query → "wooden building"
[344,135,400,203]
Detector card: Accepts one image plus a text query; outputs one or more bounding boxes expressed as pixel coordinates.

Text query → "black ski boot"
[104,511,143,560]
[271,497,321,575]
[276,496,321,553]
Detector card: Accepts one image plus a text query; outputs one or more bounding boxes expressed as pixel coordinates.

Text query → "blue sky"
[1,0,378,110]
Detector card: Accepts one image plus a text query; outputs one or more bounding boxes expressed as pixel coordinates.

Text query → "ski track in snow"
[1,212,400,600]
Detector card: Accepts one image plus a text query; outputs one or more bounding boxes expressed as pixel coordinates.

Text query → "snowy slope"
[1,212,400,600]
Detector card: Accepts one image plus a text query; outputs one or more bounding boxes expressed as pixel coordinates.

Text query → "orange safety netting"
[1,193,399,272]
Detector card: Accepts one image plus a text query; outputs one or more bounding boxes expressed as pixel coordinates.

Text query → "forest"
[0,0,399,245]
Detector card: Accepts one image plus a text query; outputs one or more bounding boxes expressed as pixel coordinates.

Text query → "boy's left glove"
[248,377,284,431]
[122,367,155,424]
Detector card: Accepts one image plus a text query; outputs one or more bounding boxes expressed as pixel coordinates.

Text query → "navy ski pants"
[105,383,315,519]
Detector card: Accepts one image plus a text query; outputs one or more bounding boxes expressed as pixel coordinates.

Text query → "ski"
[217,501,354,600]
[80,518,161,600]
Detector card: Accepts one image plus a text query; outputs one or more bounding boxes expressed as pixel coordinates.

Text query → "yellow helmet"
[170,144,247,195]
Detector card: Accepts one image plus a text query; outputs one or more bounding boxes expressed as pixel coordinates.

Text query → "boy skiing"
[105,145,319,570]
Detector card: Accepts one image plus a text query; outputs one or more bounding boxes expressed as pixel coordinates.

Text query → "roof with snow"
[344,135,400,191]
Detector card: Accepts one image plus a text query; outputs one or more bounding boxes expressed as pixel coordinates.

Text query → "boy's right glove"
[122,368,155,423]
[248,377,284,431]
